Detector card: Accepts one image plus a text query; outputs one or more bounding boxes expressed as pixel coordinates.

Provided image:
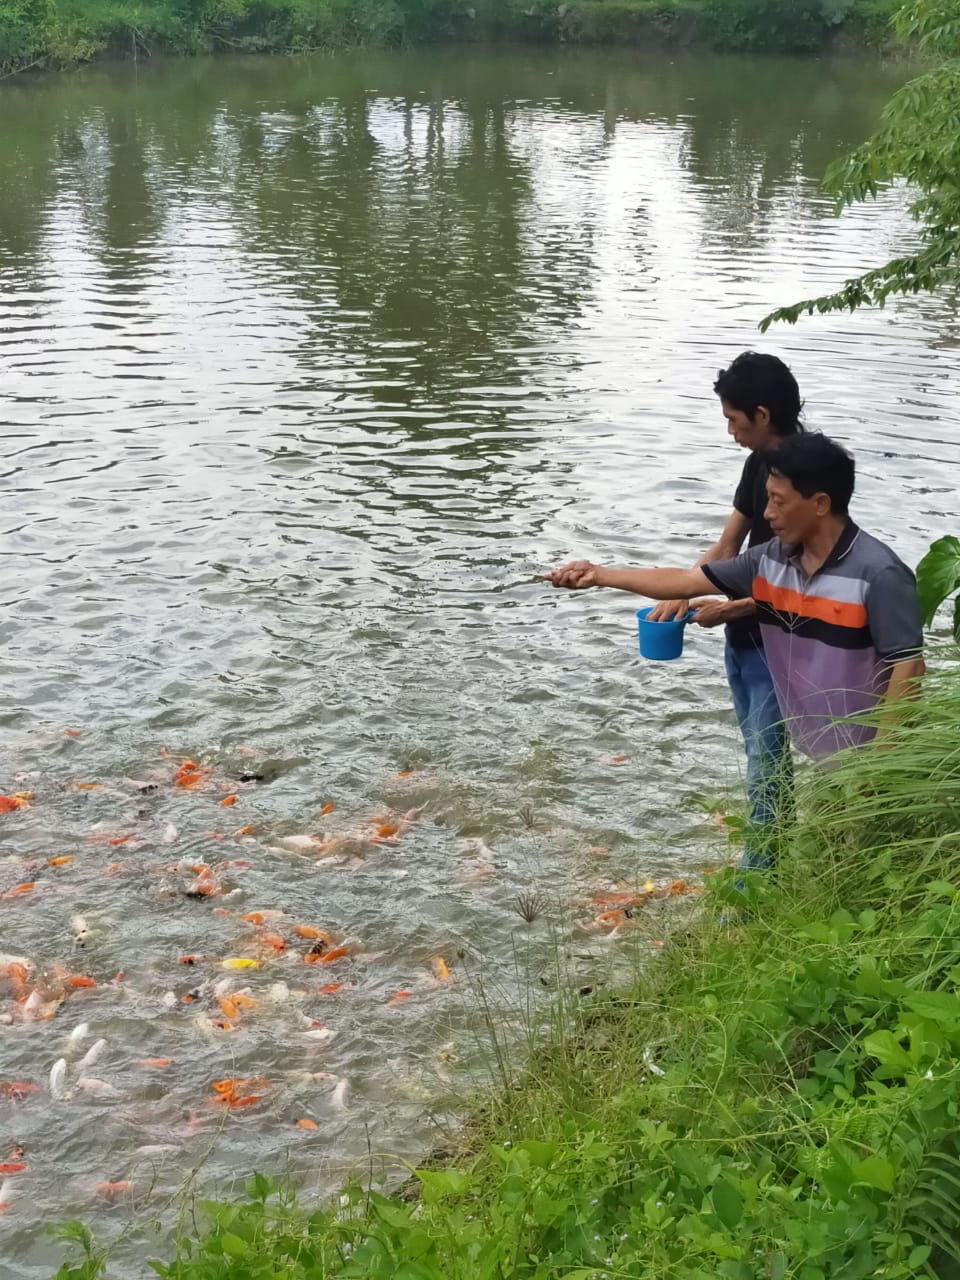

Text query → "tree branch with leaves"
[761,0,960,329]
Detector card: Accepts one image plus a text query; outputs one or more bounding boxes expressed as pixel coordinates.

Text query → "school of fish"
[0,740,700,1235]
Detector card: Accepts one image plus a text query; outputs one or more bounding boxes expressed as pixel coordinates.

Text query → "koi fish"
[174,762,209,790]
[78,1039,107,1071]
[386,990,412,1006]
[66,975,96,989]
[331,1078,349,1110]
[94,1181,132,1199]
[276,835,324,854]
[1,883,35,901]
[294,925,333,944]
[317,983,343,995]
[49,1059,68,1100]
[0,794,30,813]
[0,1179,15,1212]
[591,891,644,908]
[297,1118,318,1130]
[1,1083,38,1100]
[48,856,74,868]
[219,958,259,971]
[316,946,349,965]
[64,728,82,737]
[72,915,90,945]
[219,795,238,807]
[140,1058,172,1068]
[76,1078,119,1096]
[431,957,452,982]
[320,802,335,816]
[68,1023,90,1049]
[259,934,286,952]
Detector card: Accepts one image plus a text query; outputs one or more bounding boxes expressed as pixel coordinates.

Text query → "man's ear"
[753,405,771,429]
[813,491,831,517]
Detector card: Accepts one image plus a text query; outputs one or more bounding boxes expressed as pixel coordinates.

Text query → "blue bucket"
[636,607,695,661]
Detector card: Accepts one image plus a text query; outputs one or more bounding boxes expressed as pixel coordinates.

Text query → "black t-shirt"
[725,451,772,650]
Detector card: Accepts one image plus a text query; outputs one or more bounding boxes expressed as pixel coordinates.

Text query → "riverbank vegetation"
[0,0,903,77]
[764,0,960,327]
[52,657,960,1278]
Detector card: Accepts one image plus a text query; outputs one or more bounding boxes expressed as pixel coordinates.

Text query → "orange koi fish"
[296,1118,318,1130]
[174,762,209,789]
[260,934,286,952]
[1,1083,38,1100]
[94,1181,132,1199]
[317,982,343,995]
[431,957,452,982]
[47,856,74,868]
[595,909,634,929]
[219,795,238,807]
[320,802,335,816]
[591,892,644,909]
[0,794,30,813]
[141,1058,172,1068]
[66,975,96,989]
[64,728,82,737]
[294,925,333,944]
[316,946,349,965]
[0,1163,26,1175]
[386,990,412,1006]
[1,883,35,901]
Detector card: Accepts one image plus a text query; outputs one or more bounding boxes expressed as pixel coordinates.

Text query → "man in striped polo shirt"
[549,434,924,770]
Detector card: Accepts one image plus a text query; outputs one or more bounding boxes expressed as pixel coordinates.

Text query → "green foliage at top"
[52,666,960,1279]
[701,0,861,51]
[0,0,902,73]
[917,535,960,642]
[762,0,960,327]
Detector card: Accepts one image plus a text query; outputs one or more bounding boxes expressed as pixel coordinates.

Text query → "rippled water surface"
[1,46,959,1276]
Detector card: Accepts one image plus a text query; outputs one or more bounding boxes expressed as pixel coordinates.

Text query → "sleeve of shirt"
[702,543,765,600]
[866,562,924,664]
[732,454,755,517]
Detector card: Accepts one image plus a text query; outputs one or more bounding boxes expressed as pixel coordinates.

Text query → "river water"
[1,46,958,1277]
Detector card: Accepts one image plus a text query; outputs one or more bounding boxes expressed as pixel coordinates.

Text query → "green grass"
[51,662,960,1278]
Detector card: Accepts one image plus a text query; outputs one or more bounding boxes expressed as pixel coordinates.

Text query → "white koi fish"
[49,1058,68,1100]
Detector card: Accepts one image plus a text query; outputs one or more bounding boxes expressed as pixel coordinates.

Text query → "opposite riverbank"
[55,663,960,1278]
[2,0,903,78]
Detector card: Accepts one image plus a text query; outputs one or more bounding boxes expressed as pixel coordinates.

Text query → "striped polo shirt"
[703,521,922,759]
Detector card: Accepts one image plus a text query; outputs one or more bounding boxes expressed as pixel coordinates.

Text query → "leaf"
[902,990,960,1024]
[853,1156,895,1192]
[917,536,960,627]
[415,1169,471,1202]
[220,1232,246,1257]
[711,1178,744,1229]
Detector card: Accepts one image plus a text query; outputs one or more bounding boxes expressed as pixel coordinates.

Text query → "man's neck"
[799,516,848,575]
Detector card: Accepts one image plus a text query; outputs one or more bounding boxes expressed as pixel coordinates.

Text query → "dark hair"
[764,432,855,515]
[713,351,803,436]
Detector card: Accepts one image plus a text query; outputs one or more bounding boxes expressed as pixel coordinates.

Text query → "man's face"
[763,472,827,545]
[720,399,772,450]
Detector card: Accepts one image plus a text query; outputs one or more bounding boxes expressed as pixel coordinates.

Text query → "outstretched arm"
[549,562,715,600]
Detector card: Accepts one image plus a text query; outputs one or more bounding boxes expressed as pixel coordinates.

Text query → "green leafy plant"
[763,0,960,326]
[917,535,960,643]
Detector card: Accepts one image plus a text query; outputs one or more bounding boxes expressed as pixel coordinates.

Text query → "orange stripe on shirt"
[753,577,868,630]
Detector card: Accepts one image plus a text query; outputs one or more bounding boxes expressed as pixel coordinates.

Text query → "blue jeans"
[724,641,793,871]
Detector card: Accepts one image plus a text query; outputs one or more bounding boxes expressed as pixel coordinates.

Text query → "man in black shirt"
[649,352,803,867]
